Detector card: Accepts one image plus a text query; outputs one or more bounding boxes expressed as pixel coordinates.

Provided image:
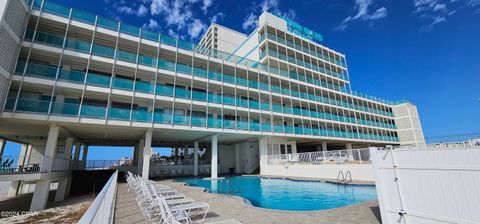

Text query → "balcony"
[0,155,72,175]
[12,60,397,129]
[260,32,347,68]
[3,98,400,142]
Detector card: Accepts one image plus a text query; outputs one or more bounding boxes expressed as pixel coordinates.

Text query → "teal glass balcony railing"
[208,118,222,128]
[24,29,395,117]
[135,81,154,93]
[173,114,189,125]
[223,120,235,129]
[4,98,49,113]
[192,116,207,127]
[7,97,400,140]
[262,33,347,68]
[86,73,111,87]
[156,85,174,97]
[15,60,396,129]
[108,107,131,121]
[80,104,106,119]
[237,121,249,130]
[50,102,79,116]
[132,110,152,122]
[153,112,172,124]
[113,78,134,91]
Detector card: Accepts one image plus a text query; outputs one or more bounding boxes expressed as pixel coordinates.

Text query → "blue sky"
[3,0,480,159]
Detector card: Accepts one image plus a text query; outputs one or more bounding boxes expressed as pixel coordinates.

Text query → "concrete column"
[54,177,68,202]
[142,129,152,179]
[174,147,178,162]
[211,134,218,179]
[346,143,353,159]
[321,142,328,152]
[73,144,81,161]
[235,144,241,174]
[0,139,5,157]
[65,175,73,197]
[42,126,60,172]
[183,144,189,160]
[137,139,145,175]
[18,144,28,166]
[7,180,20,197]
[193,141,199,176]
[30,180,51,211]
[64,138,74,160]
[258,138,268,170]
[81,145,89,161]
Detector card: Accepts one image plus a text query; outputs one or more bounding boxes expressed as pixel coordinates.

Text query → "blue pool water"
[177,176,377,211]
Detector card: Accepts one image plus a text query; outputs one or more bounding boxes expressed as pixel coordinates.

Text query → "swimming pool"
[177,176,377,211]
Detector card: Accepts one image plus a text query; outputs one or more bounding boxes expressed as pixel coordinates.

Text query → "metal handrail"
[336,171,345,182]
[344,171,352,182]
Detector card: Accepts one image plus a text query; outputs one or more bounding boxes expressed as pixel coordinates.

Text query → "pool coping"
[172,176,378,213]
[256,175,376,186]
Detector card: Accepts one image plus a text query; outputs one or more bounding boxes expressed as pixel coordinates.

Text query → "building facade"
[0,0,425,211]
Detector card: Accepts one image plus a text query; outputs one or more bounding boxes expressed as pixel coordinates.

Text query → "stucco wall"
[261,164,374,182]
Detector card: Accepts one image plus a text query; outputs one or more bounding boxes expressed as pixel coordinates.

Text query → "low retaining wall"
[261,164,374,182]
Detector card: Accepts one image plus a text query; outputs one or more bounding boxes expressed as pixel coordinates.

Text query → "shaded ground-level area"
[0,192,92,223]
[115,179,381,224]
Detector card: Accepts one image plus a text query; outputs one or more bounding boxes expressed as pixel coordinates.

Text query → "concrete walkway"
[114,179,382,224]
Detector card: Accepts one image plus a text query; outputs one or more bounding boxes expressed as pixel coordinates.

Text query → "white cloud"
[210,12,225,23]
[117,6,134,14]
[335,0,388,31]
[168,29,179,38]
[143,19,159,30]
[412,0,480,31]
[137,4,148,17]
[201,0,213,14]
[150,0,169,15]
[433,3,447,11]
[420,15,446,32]
[241,0,296,31]
[242,13,257,30]
[260,0,279,12]
[187,19,207,39]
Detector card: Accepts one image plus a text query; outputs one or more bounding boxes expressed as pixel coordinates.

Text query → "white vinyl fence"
[78,170,118,224]
[371,146,480,224]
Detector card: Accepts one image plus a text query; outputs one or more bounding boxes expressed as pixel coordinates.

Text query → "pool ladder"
[219,177,242,196]
[336,171,352,183]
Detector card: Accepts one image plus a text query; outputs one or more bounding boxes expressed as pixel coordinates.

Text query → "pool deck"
[114,179,382,224]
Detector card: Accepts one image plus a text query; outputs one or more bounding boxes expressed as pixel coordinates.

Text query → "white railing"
[266,148,371,166]
[78,170,118,224]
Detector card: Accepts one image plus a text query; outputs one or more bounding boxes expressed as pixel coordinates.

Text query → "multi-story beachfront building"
[0,0,424,211]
